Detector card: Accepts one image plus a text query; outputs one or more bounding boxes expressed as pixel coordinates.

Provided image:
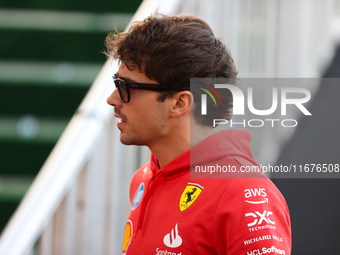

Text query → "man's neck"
[148,133,190,169]
[149,122,214,169]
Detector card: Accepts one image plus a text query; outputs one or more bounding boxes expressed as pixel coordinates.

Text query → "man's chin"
[119,134,145,146]
[119,134,131,145]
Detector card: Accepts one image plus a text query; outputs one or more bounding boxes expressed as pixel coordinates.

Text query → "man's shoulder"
[129,163,153,202]
[132,162,154,183]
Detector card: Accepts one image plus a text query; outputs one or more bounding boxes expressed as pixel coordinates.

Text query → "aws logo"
[244,188,268,204]
[197,82,223,115]
[179,182,204,212]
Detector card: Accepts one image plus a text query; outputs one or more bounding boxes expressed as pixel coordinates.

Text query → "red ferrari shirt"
[122,129,291,255]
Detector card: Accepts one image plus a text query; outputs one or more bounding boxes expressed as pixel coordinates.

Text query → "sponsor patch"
[244,235,271,245]
[132,183,144,210]
[163,223,182,248]
[245,210,276,227]
[245,210,276,232]
[122,220,132,254]
[244,188,268,204]
[179,182,204,212]
[247,246,286,255]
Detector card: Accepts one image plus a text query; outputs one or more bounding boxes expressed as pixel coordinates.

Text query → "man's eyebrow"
[114,72,137,83]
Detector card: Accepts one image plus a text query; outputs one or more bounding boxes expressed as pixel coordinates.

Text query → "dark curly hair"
[105,13,238,126]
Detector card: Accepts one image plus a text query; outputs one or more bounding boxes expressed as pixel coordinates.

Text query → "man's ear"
[170,91,192,118]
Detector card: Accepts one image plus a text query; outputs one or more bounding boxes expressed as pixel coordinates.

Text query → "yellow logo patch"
[122,220,132,254]
[179,182,204,212]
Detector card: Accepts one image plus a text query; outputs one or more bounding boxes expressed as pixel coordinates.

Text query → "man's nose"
[107,88,123,108]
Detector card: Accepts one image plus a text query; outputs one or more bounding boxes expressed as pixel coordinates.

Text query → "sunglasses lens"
[115,80,129,103]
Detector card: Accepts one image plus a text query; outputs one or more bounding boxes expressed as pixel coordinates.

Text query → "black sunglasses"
[113,75,187,103]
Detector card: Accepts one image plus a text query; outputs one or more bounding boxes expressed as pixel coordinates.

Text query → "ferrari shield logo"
[179,182,204,212]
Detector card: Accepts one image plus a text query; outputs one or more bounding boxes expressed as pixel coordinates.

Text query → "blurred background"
[0,0,141,254]
[0,0,340,254]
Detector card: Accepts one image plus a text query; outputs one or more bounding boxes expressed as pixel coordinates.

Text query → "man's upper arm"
[213,178,291,255]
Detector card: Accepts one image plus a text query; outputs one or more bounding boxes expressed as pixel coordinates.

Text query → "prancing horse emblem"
[179,183,204,212]
[185,187,197,204]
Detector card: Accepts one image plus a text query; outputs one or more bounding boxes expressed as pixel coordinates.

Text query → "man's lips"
[115,114,126,123]
[114,110,128,126]
[114,114,125,121]
[114,109,127,119]
[114,113,127,129]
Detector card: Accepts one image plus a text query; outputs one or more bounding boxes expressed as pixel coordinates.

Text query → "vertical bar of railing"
[74,166,87,255]
[39,219,53,255]
[82,134,108,255]
[63,178,77,255]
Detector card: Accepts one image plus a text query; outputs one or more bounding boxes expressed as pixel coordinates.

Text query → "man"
[106,13,291,255]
